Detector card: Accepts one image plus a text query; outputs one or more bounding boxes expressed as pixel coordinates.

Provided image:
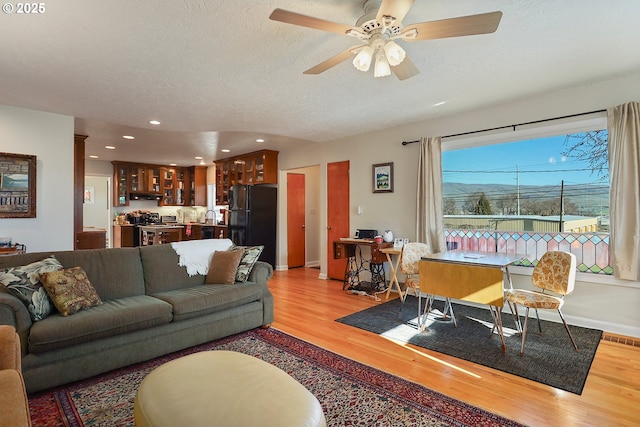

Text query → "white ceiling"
[1,0,639,166]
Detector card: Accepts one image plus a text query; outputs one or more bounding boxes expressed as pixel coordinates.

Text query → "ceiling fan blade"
[303,46,360,75]
[391,56,420,80]
[377,0,415,24]
[402,11,502,41]
[269,8,360,35]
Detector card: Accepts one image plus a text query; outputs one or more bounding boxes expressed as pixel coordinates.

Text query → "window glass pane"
[442,130,611,275]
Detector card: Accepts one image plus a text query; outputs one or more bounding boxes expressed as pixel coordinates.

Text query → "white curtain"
[416,136,446,253]
[608,102,640,281]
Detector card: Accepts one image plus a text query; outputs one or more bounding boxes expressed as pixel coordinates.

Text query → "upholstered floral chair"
[400,242,456,329]
[504,250,579,355]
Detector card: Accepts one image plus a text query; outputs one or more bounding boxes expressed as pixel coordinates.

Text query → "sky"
[442,134,608,187]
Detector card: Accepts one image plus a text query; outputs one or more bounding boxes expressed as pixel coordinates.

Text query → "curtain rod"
[401,109,607,146]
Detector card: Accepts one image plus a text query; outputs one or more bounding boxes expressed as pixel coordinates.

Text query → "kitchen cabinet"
[175,168,187,206]
[114,163,130,206]
[161,167,193,207]
[162,168,175,205]
[215,225,228,239]
[76,229,106,250]
[139,225,183,245]
[182,224,227,240]
[189,166,207,206]
[113,162,163,207]
[112,162,207,207]
[113,225,135,247]
[131,166,161,194]
[215,150,278,205]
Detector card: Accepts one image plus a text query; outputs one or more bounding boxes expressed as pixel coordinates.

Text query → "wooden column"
[74,134,88,250]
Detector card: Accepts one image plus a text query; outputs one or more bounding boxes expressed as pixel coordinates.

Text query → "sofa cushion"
[232,246,264,282]
[139,244,208,294]
[152,283,263,322]
[44,248,146,301]
[28,295,173,354]
[40,267,103,316]
[205,250,243,285]
[0,255,62,321]
[170,239,235,276]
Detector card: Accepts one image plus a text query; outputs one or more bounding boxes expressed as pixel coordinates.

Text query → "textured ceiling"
[1,0,639,166]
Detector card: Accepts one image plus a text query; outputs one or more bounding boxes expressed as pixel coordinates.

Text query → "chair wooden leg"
[558,309,579,351]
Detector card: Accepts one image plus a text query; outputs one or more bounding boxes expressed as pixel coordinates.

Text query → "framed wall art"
[372,162,393,193]
[84,186,95,204]
[0,152,36,218]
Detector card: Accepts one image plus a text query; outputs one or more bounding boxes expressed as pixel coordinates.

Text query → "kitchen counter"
[139,225,183,246]
[181,223,228,240]
[113,223,228,247]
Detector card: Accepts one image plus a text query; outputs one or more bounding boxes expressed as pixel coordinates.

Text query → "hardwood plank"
[269,267,640,427]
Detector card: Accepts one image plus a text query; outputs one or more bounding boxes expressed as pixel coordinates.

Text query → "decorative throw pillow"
[232,245,264,282]
[205,250,244,285]
[0,256,63,321]
[40,266,103,316]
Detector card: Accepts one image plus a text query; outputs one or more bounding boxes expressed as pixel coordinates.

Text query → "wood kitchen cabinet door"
[76,230,106,250]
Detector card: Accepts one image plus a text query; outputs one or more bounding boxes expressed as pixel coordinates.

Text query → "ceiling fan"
[269,0,502,80]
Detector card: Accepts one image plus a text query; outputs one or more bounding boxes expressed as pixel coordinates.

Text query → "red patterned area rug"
[29,328,524,427]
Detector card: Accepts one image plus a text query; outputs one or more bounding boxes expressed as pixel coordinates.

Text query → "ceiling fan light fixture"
[373,50,391,77]
[353,45,374,72]
[383,40,405,66]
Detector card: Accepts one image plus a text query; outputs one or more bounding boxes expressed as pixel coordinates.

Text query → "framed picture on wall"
[84,186,95,204]
[0,152,36,218]
[372,162,393,193]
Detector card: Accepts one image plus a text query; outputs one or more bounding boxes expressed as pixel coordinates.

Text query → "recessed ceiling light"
[149,120,161,125]
[105,146,116,150]
[221,149,230,153]
[256,138,265,143]
[123,135,135,140]
[89,155,98,159]
[199,161,206,165]
[195,156,203,160]
[169,163,177,166]
[432,101,446,107]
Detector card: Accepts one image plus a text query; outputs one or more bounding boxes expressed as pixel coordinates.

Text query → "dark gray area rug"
[336,296,602,394]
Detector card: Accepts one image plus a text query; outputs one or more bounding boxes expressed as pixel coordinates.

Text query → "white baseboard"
[409,293,640,338]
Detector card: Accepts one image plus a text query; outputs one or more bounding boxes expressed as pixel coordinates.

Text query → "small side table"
[380,247,403,301]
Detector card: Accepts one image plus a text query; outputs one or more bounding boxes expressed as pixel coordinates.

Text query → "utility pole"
[516,165,520,215]
[559,180,564,232]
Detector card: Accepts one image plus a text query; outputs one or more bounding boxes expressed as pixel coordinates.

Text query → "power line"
[443,167,596,174]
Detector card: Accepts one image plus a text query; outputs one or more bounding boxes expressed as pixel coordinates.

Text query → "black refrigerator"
[228,184,277,267]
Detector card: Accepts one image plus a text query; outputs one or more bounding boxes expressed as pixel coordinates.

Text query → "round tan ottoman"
[134,350,326,427]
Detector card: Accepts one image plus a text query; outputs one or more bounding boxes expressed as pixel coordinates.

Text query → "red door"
[287,173,306,268]
[327,161,350,280]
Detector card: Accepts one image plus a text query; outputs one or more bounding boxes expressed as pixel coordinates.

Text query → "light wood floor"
[268,267,640,427]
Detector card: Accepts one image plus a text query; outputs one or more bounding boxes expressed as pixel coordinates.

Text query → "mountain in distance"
[443,182,609,217]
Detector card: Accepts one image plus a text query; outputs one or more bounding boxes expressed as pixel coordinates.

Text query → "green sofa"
[0,241,274,393]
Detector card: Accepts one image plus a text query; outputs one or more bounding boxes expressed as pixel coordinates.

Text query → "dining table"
[419,250,526,352]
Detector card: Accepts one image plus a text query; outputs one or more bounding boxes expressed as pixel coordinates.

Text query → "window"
[441,114,611,275]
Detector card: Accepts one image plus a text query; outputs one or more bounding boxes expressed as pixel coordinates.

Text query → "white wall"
[277,71,640,336]
[0,104,74,252]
